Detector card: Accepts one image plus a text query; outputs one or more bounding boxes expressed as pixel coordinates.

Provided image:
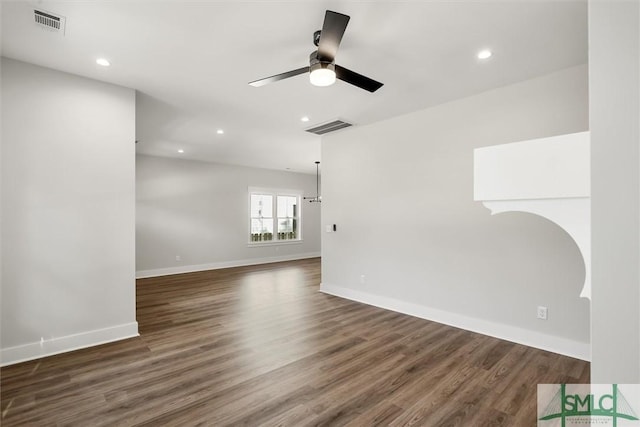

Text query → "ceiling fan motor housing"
[309,51,335,72]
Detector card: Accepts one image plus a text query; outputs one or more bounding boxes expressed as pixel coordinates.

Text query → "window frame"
[248,187,303,246]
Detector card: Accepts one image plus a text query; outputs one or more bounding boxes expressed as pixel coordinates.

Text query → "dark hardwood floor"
[1,258,589,426]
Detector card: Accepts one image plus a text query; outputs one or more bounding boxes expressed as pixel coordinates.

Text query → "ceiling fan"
[249,10,384,93]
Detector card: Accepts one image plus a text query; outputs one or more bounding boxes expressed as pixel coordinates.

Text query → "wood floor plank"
[0,258,589,426]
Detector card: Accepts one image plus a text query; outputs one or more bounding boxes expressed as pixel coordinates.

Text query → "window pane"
[277,218,297,239]
[277,196,297,218]
[250,218,274,241]
[251,218,274,233]
[279,218,293,233]
[250,194,272,218]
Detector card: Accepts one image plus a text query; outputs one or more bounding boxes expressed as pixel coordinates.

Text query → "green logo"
[538,384,639,427]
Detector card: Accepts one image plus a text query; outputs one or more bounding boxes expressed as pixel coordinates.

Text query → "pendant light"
[304,161,321,203]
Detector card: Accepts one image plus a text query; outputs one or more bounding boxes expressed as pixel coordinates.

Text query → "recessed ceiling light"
[217,129,224,135]
[177,149,184,153]
[96,58,111,67]
[477,49,492,60]
[301,116,310,122]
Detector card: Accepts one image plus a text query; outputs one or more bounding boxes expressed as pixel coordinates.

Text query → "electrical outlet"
[175,255,181,262]
[537,306,548,320]
[360,274,366,284]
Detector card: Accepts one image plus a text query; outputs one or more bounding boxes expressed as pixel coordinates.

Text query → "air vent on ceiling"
[305,119,353,135]
[34,9,66,34]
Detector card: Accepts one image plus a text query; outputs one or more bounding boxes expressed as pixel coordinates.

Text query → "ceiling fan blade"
[335,65,384,92]
[249,67,310,87]
[317,10,350,62]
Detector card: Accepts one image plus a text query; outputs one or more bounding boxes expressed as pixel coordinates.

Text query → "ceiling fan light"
[310,67,336,87]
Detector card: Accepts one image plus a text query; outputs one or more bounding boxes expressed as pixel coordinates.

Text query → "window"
[249,189,301,243]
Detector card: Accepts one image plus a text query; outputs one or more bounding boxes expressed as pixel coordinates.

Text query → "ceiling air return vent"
[34,9,66,34]
[305,119,353,135]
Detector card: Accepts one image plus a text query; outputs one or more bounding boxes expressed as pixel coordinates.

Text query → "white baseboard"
[0,322,139,367]
[136,252,321,279]
[320,283,590,361]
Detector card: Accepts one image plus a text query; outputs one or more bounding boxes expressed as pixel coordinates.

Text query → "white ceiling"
[1,0,587,174]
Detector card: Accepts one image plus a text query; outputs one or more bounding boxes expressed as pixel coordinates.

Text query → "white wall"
[136,155,321,277]
[589,0,640,383]
[1,58,138,365]
[321,65,591,360]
